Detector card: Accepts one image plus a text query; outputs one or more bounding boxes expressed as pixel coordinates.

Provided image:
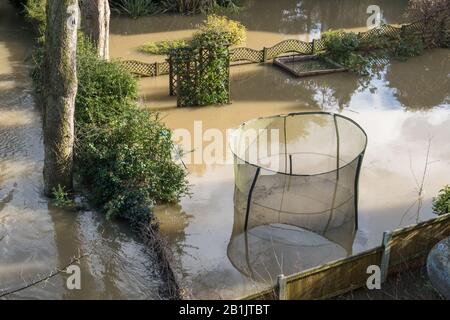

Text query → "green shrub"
[139,39,189,55]
[139,15,246,57]
[75,36,138,126]
[193,14,246,46]
[433,185,450,216]
[10,0,46,38]
[27,24,189,225]
[170,40,230,106]
[391,30,424,60]
[75,37,189,225]
[52,185,75,208]
[320,30,370,74]
[321,30,360,60]
[167,15,240,107]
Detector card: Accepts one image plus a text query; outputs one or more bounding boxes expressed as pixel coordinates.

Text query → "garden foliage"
[433,185,450,216]
[22,0,189,226]
[170,33,230,107]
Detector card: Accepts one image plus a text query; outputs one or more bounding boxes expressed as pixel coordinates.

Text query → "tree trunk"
[43,0,78,196]
[81,0,110,60]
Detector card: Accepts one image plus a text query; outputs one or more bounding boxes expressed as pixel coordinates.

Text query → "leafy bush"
[75,37,189,225]
[391,30,424,60]
[139,39,189,55]
[322,30,360,60]
[433,185,450,216]
[52,185,75,208]
[193,14,246,46]
[170,38,230,106]
[139,15,246,57]
[27,21,189,225]
[320,30,370,74]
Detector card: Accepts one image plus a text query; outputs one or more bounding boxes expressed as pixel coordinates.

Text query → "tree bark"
[43,0,78,196]
[81,0,110,60]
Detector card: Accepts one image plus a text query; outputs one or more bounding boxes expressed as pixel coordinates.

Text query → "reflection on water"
[153,50,450,298]
[0,1,163,299]
[227,224,353,283]
[110,0,409,62]
[124,3,448,295]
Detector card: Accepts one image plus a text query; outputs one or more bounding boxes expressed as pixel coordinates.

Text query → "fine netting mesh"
[228,112,367,281]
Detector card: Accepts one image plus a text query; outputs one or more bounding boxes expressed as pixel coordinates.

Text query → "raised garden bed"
[273,54,347,77]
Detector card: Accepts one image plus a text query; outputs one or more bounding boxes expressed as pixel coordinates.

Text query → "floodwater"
[110,0,409,62]
[109,0,450,299]
[0,1,164,299]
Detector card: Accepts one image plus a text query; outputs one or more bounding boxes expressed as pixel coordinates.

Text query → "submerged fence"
[239,212,450,300]
[120,16,450,78]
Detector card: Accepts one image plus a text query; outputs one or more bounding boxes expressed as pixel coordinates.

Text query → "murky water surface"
[0,1,163,299]
[109,0,449,299]
[1,0,449,300]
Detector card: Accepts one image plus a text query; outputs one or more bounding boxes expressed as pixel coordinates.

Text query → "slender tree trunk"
[81,0,110,60]
[43,0,78,196]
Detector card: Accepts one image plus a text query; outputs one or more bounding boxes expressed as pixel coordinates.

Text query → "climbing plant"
[170,39,230,107]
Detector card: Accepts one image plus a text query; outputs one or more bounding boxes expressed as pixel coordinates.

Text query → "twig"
[400,138,432,225]
[139,223,183,300]
[0,252,88,298]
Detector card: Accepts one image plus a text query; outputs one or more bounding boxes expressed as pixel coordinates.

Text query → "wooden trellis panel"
[266,39,313,60]
[169,45,230,107]
[121,16,448,81]
[312,38,326,52]
[230,47,264,63]
[120,60,170,77]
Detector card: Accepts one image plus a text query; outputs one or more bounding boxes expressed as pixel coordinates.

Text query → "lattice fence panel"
[380,24,402,39]
[230,47,264,63]
[170,45,230,107]
[158,62,170,75]
[266,39,313,60]
[313,38,326,52]
[120,60,171,77]
[121,60,156,77]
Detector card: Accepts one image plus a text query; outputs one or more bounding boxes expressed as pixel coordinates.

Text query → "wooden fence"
[239,212,450,300]
[120,15,449,78]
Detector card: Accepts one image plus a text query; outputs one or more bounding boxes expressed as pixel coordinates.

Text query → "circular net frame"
[228,112,367,280]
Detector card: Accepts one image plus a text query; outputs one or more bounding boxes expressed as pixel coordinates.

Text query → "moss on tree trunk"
[43,0,78,196]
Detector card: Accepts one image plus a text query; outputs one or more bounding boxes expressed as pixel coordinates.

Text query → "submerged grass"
[139,39,189,55]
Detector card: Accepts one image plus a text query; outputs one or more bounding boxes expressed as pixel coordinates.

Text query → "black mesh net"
[228,112,367,281]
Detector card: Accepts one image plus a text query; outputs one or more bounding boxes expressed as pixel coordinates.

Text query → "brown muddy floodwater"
[109,0,450,299]
[0,1,164,299]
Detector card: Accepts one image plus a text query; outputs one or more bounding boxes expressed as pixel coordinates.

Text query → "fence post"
[168,57,174,96]
[311,39,315,54]
[155,62,159,76]
[277,274,287,300]
[263,47,268,62]
[380,231,392,283]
